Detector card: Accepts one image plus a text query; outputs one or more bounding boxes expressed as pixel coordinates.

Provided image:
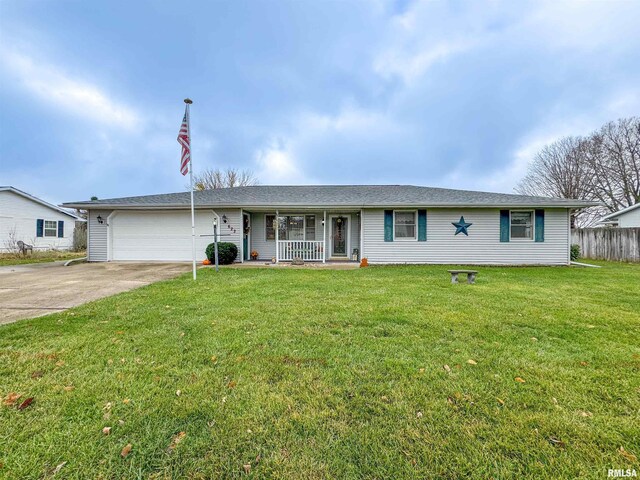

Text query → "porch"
[238,209,362,264]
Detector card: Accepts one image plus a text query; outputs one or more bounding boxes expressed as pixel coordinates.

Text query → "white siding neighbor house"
[62,185,593,265]
[597,203,640,228]
[0,186,82,252]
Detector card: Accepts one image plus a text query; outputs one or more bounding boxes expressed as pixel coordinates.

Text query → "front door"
[243,213,250,260]
[331,216,348,257]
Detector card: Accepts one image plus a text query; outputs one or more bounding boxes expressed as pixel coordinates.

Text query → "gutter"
[61,202,597,210]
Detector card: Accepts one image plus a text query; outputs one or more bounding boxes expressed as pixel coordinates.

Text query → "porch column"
[360,209,364,261]
[323,210,327,263]
[239,208,244,263]
[275,210,279,263]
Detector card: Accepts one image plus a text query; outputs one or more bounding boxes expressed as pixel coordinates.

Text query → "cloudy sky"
[1,0,639,204]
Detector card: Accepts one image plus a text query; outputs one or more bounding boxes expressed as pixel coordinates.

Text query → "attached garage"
[110,210,217,262]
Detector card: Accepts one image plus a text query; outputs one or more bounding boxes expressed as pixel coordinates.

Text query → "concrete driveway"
[0,262,191,325]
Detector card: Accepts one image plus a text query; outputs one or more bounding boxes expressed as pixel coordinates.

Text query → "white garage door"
[111,210,216,261]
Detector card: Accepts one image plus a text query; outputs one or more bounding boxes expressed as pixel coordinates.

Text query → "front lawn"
[0,251,85,267]
[0,263,638,479]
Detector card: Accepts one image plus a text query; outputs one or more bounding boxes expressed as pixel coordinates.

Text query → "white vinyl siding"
[0,190,76,251]
[87,209,111,261]
[362,208,569,265]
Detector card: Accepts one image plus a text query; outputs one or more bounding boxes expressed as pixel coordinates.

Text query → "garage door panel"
[111,211,215,261]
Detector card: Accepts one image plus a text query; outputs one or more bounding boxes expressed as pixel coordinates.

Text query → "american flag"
[177,108,190,176]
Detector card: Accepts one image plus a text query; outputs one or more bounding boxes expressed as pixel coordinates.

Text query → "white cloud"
[0,51,139,129]
[254,139,306,185]
[374,38,473,84]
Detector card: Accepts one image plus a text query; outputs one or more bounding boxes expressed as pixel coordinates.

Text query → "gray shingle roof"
[62,185,595,209]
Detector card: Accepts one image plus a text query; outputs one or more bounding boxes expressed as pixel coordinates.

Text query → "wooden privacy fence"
[571,228,640,262]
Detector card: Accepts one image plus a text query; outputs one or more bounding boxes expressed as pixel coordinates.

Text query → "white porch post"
[275,210,279,263]
[240,208,244,263]
[360,209,364,261]
[323,210,327,263]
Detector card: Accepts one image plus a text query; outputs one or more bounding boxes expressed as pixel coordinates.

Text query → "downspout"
[106,211,116,261]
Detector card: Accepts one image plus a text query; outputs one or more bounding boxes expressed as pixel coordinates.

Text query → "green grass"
[1,262,638,479]
[0,251,86,266]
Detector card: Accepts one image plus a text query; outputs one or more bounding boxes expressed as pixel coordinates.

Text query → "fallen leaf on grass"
[416,411,423,418]
[167,431,186,454]
[619,446,637,462]
[179,332,185,337]
[123,399,130,404]
[496,397,505,406]
[121,443,132,458]
[515,377,526,383]
[63,386,75,392]
[243,464,251,474]
[17,397,34,410]
[548,436,566,448]
[419,368,425,374]
[31,370,44,379]
[580,361,589,366]
[55,361,65,367]
[176,390,181,396]
[102,426,112,435]
[52,461,67,475]
[580,411,593,417]
[531,337,538,341]
[467,359,477,365]
[3,392,21,406]
[443,365,451,373]
[211,356,218,363]
[228,380,237,389]
[116,331,124,335]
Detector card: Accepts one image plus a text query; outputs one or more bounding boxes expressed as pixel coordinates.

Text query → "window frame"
[509,210,534,241]
[44,220,58,237]
[265,214,316,241]
[393,210,417,241]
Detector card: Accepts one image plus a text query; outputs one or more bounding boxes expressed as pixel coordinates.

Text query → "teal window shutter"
[384,210,393,242]
[535,209,544,242]
[36,219,44,237]
[57,220,64,238]
[499,210,509,242]
[417,209,427,241]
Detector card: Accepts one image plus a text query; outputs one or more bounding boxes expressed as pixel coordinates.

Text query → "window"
[394,211,416,239]
[266,214,316,241]
[282,216,304,240]
[44,220,58,237]
[305,215,316,241]
[510,211,533,239]
[265,214,276,240]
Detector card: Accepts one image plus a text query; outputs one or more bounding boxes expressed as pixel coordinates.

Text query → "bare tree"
[516,117,640,227]
[515,136,598,226]
[192,168,259,191]
[584,117,640,213]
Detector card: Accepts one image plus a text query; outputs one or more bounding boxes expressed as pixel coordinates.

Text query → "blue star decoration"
[452,216,472,236]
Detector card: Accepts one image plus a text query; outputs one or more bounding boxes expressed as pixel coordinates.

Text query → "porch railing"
[277,240,324,262]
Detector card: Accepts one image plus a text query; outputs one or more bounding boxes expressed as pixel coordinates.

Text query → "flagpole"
[185,98,196,281]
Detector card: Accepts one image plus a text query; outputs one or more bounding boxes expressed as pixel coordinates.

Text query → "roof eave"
[63,202,595,210]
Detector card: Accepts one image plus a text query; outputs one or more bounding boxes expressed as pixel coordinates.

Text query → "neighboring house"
[597,203,640,228]
[62,185,593,265]
[0,186,82,252]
